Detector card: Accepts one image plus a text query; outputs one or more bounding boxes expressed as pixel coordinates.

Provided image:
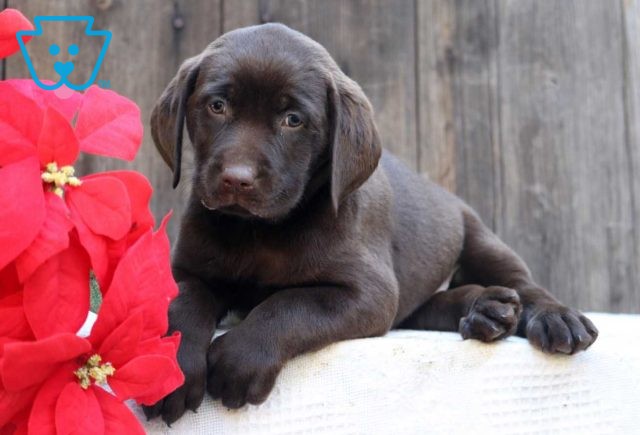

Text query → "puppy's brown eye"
[283,113,303,128]
[209,100,226,115]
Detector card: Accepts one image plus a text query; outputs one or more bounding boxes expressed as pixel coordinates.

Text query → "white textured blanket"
[134,313,640,434]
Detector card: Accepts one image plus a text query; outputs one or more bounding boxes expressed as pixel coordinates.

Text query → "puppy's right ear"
[151,55,201,188]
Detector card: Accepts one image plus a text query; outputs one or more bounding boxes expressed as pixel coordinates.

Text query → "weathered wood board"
[3,0,638,312]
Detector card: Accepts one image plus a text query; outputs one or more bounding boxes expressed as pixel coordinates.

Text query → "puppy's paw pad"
[459,286,522,342]
[526,305,598,354]
[206,333,280,409]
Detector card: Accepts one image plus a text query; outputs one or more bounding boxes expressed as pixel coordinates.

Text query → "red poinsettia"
[0,80,145,285]
[0,8,33,59]
[0,10,184,432]
[0,219,183,434]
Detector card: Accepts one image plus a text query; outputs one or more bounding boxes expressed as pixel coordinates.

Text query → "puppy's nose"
[220,165,256,191]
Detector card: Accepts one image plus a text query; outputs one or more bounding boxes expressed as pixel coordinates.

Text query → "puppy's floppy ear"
[150,55,201,188]
[327,74,382,211]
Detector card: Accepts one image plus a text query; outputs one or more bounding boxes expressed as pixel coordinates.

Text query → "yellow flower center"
[74,354,115,390]
[41,162,82,197]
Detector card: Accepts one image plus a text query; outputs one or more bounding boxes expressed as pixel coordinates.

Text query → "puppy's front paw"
[459,286,522,342]
[207,331,282,409]
[525,304,598,354]
[142,344,207,425]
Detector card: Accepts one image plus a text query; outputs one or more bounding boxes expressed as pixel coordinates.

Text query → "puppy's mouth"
[216,203,255,218]
[200,197,263,219]
[200,187,297,220]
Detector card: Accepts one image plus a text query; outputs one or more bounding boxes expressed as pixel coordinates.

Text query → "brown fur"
[144,24,597,424]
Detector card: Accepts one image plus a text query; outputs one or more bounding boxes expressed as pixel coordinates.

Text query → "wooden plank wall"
[4,0,639,313]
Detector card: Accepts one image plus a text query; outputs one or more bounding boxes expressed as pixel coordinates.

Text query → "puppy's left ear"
[150,55,201,188]
[327,74,382,211]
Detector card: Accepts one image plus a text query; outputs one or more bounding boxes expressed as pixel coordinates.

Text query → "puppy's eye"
[209,100,226,115]
[283,113,303,128]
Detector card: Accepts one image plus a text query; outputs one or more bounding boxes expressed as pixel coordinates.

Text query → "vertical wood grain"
[416,0,639,312]
[415,1,456,190]
[221,0,261,32]
[416,0,501,228]
[621,0,640,311]
[3,0,639,312]
[223,0,419,168]
[496,0,634,311]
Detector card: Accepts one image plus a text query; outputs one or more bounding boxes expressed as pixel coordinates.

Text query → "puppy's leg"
[457,209,598,354]
[399,285,521,342]
[143,269,227,425]
[206,270,398,409]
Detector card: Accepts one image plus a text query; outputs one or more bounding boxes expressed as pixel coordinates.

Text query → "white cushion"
[134,313,640,434]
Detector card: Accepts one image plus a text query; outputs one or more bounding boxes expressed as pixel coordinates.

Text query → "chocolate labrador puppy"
[144,23,597,424]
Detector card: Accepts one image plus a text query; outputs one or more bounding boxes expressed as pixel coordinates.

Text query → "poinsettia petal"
[0,384,38,428]
[55,383,104,435]
[66,176,131,240]
[75,86,142,161]
[79,171,155,291]
[0,263,21,299]
[1,335,89,391]
[0,406,30,434]
[0,336,37,427]
[28,366,76,435]
[129,334,183,405]
[58,175,158,291]
[0,9,33,59]
[37,106,80,167]
[93,388,145,435]
[97,310,144,369]
[69,214,110,287]
[0,272,28,348]
[133,333,181,360]
[0,81,43,155]
[23,238,90,339]
[0,141,35,168]
[83,170,155,243]
[109,355,183,404]
[90,215,176,345]
[0,336,17,358]
[15,191,73,282]
[137,297,170,341]
[101,238,127,292]
[0,292,33,340]
[5,79,83,121]
[0,158,45,270]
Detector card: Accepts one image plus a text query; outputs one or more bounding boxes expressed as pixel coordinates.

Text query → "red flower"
[71,170,155,292]
[0,80,144,286]
[0,44,180,433]
[0,9,33,59]
[0,219,182,433]
[0,31,182,432]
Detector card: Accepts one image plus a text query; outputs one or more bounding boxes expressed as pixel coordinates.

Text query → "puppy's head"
[151,23,381,220]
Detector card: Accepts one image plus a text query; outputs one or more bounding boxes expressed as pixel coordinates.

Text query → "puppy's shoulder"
[336,164,394,250]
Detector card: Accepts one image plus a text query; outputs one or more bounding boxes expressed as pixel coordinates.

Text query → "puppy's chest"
[210,232,328,287]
